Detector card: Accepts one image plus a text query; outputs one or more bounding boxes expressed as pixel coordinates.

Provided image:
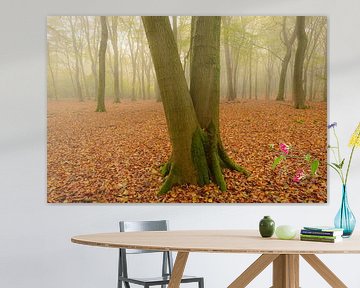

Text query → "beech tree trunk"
[96,16,108,112]
[277,17,296,101]
[223,17,236,101]
[68,17,83,102]
[172,16,178,47]
[293,16,308,109]
[322,38,327,101]
[142,16,249,195]
[48,50,57,100]
[82,16,98,99]
[110,16,121,103]
[142,16,199,193]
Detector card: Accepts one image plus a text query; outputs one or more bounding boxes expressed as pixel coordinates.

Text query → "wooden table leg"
[301,254,347,288]
[228,254,279,288]
[272,254,299,288]
[168,252,189,288]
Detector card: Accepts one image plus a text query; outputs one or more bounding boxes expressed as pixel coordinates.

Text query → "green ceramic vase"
[259,216,275,238]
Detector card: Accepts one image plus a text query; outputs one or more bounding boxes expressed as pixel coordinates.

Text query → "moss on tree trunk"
[143,16,249,195]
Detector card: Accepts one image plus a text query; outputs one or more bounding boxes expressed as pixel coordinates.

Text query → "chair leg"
[199,278,204,288]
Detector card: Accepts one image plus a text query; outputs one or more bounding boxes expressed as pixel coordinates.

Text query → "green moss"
[160,162,172,177]
[191,128,210,185]
[207,122,226,191]
[210,150,226,191]
[158,175,174,195]
[158,164,179,195]
[218,142,250,177]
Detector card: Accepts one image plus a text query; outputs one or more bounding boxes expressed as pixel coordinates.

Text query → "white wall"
[1,0,360,287]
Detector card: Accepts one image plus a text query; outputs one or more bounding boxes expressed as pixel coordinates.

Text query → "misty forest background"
[47,16,327,203]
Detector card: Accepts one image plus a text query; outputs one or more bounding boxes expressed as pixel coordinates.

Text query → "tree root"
[158,125,250,195]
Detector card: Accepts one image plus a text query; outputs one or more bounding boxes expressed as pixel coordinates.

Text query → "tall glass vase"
[334,185,356,237]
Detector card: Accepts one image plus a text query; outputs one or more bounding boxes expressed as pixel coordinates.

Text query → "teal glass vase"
[334,185,356,237]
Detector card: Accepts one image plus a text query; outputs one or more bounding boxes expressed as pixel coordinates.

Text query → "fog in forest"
[47,16,327,104]
[47,16,327,203]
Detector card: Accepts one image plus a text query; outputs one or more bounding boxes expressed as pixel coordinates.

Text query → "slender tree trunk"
[241,65,247,99]
[232,49,240,98]
[64,49,76,97]
[110,16,120,103]
[145,61,151,99]
[142,16,248,195]
[68,17,83,101]
[79,54,90,100]
[322,38,327,101]
[248,48,253,99]
[82,16,98,99]
[140,40,146,100]
[222,17,236,101]
[129,33,139,101]
[48,50,57,100]
[309,59,315,101]
[293,16,308,109]
[266,55,273,100]
[119,53,124,97]
[96,16,108,112]
[277,17,296,101]
[254,58,258,100]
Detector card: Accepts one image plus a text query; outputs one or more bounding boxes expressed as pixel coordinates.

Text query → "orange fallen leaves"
[47,99,327,203]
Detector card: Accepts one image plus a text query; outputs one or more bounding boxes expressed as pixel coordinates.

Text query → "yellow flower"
[349,122,360,147]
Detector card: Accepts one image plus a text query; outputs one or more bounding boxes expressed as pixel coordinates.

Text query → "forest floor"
[47,99,327,203]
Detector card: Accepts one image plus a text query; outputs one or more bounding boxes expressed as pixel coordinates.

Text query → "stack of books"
[300,226,344,243]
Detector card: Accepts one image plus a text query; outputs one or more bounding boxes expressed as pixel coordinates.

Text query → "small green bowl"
[275,225,297,240]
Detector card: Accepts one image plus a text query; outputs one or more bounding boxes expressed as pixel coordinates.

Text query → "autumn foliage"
[47,99,327,203]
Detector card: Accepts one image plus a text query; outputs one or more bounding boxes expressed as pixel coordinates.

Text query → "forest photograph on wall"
[47,16,327,203]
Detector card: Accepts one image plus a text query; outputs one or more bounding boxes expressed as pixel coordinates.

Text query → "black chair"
[118,220,204,288]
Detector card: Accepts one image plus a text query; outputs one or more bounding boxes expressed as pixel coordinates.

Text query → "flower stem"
[345,130,360,185]
[332,127,345,184]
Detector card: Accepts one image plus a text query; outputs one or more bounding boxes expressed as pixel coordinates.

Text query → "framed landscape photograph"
[47,16,327,203]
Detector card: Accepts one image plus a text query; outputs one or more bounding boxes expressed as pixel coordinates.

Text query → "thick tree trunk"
[277,17,296,101]
[293,16,308,109]
[172,16,178,46]
[110,17,121,103]
[142,16,199,193]
[96,16,108,112]
[190,16,248,190]
[143,16,248,195]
